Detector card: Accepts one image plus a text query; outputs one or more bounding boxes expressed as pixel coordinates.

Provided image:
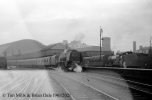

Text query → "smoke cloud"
[74,33,85,42]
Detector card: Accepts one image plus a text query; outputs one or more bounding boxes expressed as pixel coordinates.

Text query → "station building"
[132,41,151,54]
[136,46,151,54]
[102,37,111,51]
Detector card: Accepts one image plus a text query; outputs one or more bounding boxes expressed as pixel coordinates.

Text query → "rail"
[83,67,152,85]
[83,66,152,99]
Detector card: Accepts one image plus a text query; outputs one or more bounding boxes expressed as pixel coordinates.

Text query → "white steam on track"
[73,63,82,72]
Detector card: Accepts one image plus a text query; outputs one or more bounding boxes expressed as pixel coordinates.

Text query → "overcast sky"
[0,0,152,51]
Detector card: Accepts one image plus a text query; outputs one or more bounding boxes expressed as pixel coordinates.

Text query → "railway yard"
[0,67,151,100]
[1,35,152,100]
[0,45,152,100]
[1,0,152,99]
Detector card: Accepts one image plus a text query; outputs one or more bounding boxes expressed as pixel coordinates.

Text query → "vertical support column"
[100,26,103,60]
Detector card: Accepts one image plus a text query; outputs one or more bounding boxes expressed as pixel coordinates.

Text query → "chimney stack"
[133,41,136,52]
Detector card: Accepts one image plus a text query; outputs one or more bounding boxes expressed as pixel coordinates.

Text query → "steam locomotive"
[83,51,152,68]
[108,52,152,68]
[59,50,83,71]
[7,49,83,71]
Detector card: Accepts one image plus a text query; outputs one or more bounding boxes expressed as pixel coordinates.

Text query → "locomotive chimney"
[133,41,136,53]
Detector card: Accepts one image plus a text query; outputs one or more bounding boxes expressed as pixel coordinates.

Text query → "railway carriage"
[38,57,50,69]
[50,55,59,67]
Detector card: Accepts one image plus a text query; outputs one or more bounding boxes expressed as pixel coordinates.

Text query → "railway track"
[1,69,151,100]
[0,72,33,100]
[83,67,152,99]
[79,72,152,100]
[84,67,152,84]
[50,71,119,100]
[0,70,57,100]
[48,69,151,100]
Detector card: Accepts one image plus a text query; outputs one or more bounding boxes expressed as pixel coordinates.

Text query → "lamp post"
[100,26,103,60]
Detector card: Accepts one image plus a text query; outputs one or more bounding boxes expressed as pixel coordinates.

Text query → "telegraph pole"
[149,35,152,56]
[100,26,103,60]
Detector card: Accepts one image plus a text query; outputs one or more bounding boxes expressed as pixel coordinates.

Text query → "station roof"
[0,39,45,56]
[0,43,10,56]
